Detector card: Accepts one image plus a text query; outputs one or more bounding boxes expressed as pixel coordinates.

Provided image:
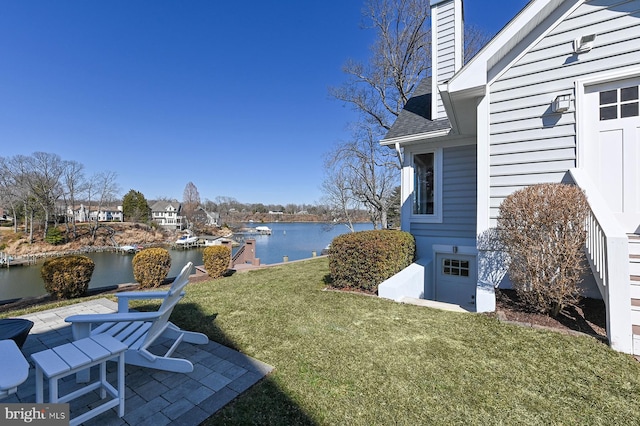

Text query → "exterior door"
[435,254,476,308]
[585,77,640,233]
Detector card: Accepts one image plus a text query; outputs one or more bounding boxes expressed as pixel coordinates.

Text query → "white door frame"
[575,66,640,168]
[576,67,640,231]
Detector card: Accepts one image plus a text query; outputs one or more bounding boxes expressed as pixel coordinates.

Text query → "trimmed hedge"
[203,245,231,279]
[132,247,172,288]
[41,255,95,299]
[329,229,415,292]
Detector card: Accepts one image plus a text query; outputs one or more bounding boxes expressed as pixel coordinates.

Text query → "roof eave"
[448,0,565,93]
[380,128,452,147]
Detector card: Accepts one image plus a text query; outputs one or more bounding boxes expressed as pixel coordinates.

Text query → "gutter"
[380,128,452,147]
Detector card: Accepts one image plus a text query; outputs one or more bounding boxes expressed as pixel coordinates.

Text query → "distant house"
[379,0,640,354]
[89,207,123,222]
[191,206,219,227]
[150,201,183,230]
[69,204,123,222]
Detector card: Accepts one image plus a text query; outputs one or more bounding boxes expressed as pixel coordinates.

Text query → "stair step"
[632,275,640,282]
[634,325,640,335]
[632,298,640,308]
[632,282,640,299]
[629,235,640,256]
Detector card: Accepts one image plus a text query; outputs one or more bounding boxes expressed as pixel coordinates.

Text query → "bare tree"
[330,0,431,132]
[85,171,120,241]
[0,157,24,232]
[326,125,397,229]
[331,0,489,132]
[60,160,87,240]
[321,163,361,232]
[182,182,201,228]
[9,153,65,240]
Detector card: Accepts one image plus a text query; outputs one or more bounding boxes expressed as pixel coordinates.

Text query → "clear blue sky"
[0,0,529,206]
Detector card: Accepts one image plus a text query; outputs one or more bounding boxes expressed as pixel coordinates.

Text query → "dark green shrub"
[45,227,64,245]
[498,183,589,317]
[132,247,172,288]
[329,230,415,292]
[203,245,231,279]
[41,255,95,299]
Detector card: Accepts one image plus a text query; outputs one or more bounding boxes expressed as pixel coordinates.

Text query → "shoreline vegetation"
[1,216,374,261]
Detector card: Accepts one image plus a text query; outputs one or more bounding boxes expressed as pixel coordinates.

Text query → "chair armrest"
[65,311,161,324]
[116,291,171,300]
[115,291,186,312]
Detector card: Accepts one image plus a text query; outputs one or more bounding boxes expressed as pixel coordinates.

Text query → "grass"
[7,257,640,424]
[166,258,640,425]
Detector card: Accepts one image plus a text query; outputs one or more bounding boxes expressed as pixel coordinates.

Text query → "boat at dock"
[255,226,272,235]
[118,245,143,254]
[175,235,198,245]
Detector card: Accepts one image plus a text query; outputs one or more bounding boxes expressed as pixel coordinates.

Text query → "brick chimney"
[431,0,464,120]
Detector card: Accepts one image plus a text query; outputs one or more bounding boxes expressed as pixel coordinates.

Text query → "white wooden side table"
[31,334,127,426]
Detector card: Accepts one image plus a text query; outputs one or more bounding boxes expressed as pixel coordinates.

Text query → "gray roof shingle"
[382,77,451,141]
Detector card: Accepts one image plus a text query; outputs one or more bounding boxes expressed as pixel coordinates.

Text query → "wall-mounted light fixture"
[573,34,597,53]
[552,94,572,113]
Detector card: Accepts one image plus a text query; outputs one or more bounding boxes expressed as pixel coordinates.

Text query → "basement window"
[442,259,470,277]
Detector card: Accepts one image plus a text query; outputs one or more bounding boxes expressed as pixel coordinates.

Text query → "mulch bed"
[492,288,608,342]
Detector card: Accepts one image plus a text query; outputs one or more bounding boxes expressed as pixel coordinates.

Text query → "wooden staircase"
[629,234,640,353]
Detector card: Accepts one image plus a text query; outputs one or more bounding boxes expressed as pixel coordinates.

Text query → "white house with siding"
[379,0,640,354]
[150,201,183,230]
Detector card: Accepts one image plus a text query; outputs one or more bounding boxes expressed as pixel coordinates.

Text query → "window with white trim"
[599,85,639,120]
[409,148,441,222]
[413,152,434,215]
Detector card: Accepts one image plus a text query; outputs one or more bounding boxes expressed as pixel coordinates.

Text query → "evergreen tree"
[122,189,150,223]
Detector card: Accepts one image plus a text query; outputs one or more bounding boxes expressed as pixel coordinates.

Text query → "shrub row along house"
[379,0,640,354]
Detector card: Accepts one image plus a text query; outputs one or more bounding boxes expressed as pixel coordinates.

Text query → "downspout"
[394,142,404,167]
[438,84,460,134]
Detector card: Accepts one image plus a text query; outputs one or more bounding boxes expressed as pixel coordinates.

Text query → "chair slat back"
[141,262,193,348]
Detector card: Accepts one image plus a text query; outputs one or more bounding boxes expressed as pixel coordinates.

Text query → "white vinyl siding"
[411,144,476,238]
[488,0,640,221]
[432,0,462,119]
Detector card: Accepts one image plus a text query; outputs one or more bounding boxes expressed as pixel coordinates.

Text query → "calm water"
[0,222,372,302]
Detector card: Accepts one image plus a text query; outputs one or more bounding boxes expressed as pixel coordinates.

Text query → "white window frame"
[405,147,443,223]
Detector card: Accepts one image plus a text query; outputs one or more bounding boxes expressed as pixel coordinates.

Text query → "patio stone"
[201,371,233,392]
[162,397,195,420]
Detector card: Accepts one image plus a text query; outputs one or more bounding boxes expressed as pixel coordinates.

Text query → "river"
[0,222,373,303]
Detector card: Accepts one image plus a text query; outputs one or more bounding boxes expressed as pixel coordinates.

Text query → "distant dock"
[0,253,35,268]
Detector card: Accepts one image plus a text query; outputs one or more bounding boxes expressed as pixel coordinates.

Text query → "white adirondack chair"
[0,339,30,399]
[65,262,208,374]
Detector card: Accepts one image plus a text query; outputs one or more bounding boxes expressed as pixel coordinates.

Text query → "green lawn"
[163,258,640,425]
[7,257,640,424]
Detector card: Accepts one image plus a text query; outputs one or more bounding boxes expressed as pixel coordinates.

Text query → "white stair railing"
[569,169,632,354]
